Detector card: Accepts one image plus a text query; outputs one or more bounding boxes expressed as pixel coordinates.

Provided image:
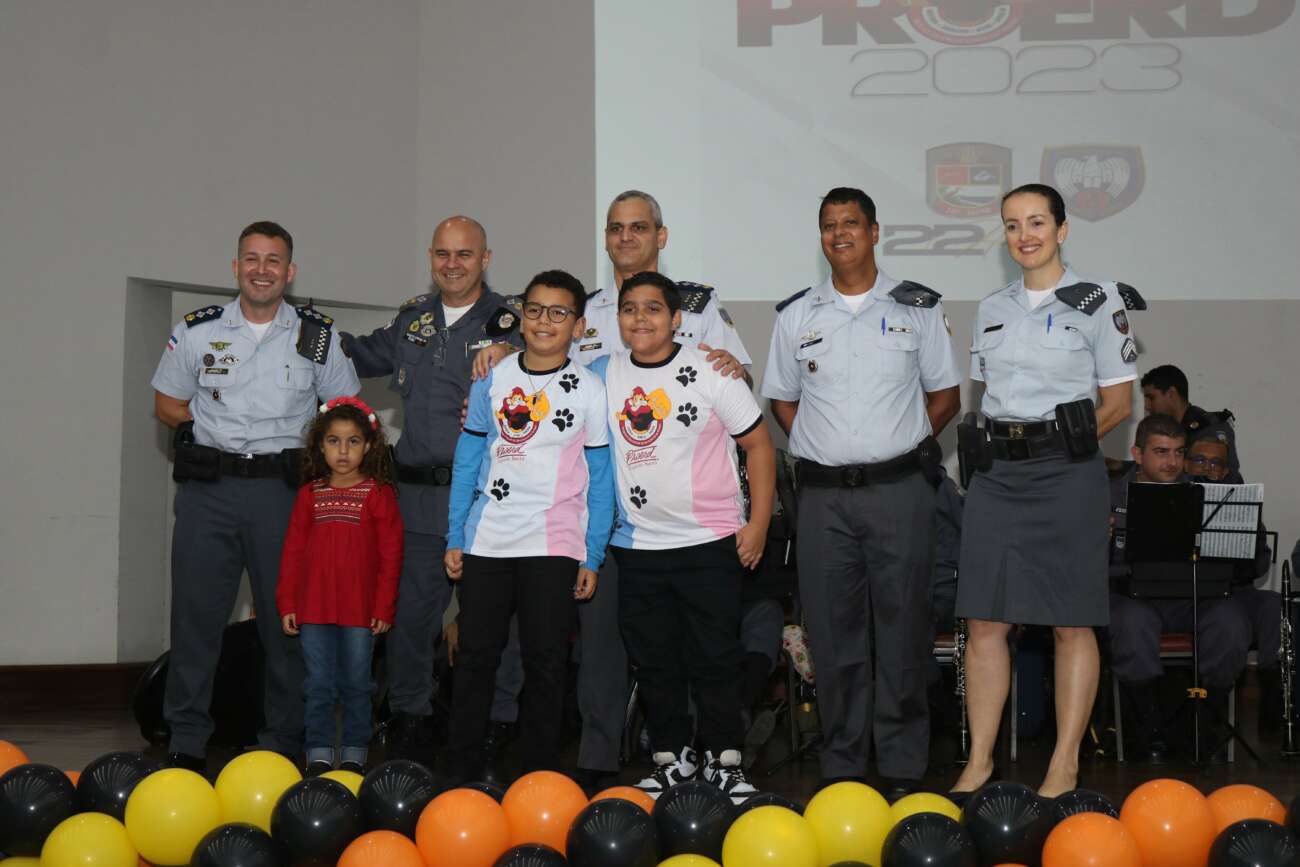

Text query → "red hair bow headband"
[319,396,380,430]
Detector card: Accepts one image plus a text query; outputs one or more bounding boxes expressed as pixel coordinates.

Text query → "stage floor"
[3,674,1296,806]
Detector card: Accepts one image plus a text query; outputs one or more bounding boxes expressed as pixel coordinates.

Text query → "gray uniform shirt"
[761,271,960,466]
[575,281,751,367]
[972,267,1137,422]
[152,299,359,453]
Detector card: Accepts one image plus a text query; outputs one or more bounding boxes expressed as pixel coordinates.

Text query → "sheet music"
[1200,483,1264,559]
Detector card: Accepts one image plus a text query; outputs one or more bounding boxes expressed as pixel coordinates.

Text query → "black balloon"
[1049,788,1118,826]
[0,763,79,857]
[77,751,161,821]
[566,798,657,867]
[653,780,734,861]
[1208,819,1299,867]
[961,781,1051,867]
[734,791,805,817]
[493,843,568,866]
[462,780,507,803]
[358,759,437,839]
[881,812,978,867]
[270,777,362,867]
[829,863,872,867]
[191,822,279,867]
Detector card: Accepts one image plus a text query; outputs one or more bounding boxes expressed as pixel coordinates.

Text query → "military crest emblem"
[927,143,1011,219]
[1041,146,1145,222]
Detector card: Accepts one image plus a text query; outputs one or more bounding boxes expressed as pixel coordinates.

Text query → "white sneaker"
[703,749,758,803]
[634,746,698,799]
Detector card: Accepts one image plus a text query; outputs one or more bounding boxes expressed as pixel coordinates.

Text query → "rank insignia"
[1120,337,1138,363]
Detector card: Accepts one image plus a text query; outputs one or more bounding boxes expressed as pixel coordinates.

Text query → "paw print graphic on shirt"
[676,402,698,427]
[490,479,510,501]
[629,486,648,509]
[552,408,574,431]
[559,372,580,393]
[676,366,698,387]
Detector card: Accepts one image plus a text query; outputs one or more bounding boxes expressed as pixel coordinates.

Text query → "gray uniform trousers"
[796,472,936,779]
[165,477,303,756]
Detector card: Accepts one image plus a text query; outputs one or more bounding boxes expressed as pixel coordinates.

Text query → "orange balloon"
[1042,813,1141,867]
[1120,778,1216,867]
[1207,784,1287,834]
[591,785,656,815]
[416,788,511,867]
[338,830,425,867]
[0,741,29,776]
[501,770,588,855]
[65,769,81,786]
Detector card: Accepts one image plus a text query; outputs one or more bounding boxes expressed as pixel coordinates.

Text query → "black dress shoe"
[166,751,207,774]
[575,768,616,797]
[881,777,923,803]
[339,760,365,775]
[305,760,333,778]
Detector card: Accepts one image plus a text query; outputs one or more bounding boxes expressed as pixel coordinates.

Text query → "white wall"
[1,0,1293,665]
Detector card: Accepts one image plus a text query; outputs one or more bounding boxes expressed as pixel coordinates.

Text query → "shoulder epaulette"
[775,287,811,312]
[676,281,714,315]
[399,294,430,310]
[1116,282,1147,311]
[1055,282,1106,315]
[889,280,941,308]
[587,286,608,300]
[504,294,523,312]
[182,305,223,328]
[295,306,334,364]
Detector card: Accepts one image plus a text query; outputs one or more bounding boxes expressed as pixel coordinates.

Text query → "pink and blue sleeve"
[448,373,493,550]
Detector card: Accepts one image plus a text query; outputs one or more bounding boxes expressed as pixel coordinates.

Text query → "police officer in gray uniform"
[952,183,1139,799]
[152,221,360,771]
[340,216,520,766]
[762,187,961,795]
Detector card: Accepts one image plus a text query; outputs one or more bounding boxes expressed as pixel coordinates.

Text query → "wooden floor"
[4,677,1299,807]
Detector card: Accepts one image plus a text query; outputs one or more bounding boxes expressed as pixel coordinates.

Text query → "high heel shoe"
[948,762,998,807]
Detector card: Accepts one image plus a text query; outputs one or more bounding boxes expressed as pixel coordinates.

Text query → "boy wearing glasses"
[443,270,615,784]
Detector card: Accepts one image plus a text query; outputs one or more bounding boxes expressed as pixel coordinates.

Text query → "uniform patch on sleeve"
[1112,310,1130,335]
[1120,337,1138,363]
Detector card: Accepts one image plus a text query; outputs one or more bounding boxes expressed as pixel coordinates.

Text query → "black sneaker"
[305,760,333,778]
[742,708,778,770]
[338,760,365,775]
[634,746,699,799]
[702,749,758,804]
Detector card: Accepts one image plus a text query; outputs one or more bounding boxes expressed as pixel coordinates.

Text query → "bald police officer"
[340,216,521,767]
[762,187,961,795]
[153,221,360,772]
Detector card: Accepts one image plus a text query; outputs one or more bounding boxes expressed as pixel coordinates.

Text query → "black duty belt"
[797,448,921,488]
[396,463,453,486]
[987,418,1063,461]
[218,452,287,479]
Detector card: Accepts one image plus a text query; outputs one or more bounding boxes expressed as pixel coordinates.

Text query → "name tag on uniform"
[887,326,913,334]
[579,342,602,352]
[203,367,229,375]
[983,324,1004,333]
[467,338,494,352]
[403,332,428,347]
[799,337,823,349]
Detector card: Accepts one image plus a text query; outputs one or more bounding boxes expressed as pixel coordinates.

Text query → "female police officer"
[951,183,1138,798]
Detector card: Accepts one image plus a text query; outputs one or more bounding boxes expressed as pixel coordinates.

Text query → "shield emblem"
[927,143,1011,219]
[904,1,1025,45]
[1041,146,1146,222]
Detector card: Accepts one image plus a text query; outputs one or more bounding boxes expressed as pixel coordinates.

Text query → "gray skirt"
[956,451,1109,627]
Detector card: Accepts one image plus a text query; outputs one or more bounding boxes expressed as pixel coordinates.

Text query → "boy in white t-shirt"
[444,270,614,784]
[591,272,775,802]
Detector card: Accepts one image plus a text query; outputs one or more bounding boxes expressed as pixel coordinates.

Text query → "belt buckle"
[841,467,864,488]
[433,466,452,485]
[1008,422,1026,439]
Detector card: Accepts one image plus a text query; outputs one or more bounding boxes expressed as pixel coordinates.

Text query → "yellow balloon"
[124,768,221,866]
[803,781,893,867]
[659,858,721,867]
[39,812,137,867]
[721,805,818,867]
[1,858,42,866]
[214,750,302,832]
[321,769,364,797]
[891,792,963,824]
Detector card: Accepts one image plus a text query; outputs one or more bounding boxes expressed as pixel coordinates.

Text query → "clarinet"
[1282,560,1298,757]
[955,617,969,761]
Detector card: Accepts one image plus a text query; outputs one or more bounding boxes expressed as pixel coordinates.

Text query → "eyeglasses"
[1186,456,1228,471]
[522,302,576,324]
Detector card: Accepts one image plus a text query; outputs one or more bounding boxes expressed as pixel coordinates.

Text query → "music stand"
[1124,482,1263,762]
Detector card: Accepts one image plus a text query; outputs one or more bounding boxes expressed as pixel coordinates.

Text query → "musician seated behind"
[1106,416,1279,762]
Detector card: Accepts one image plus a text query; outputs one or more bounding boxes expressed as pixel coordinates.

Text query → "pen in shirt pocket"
[1047,314,1053,334]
